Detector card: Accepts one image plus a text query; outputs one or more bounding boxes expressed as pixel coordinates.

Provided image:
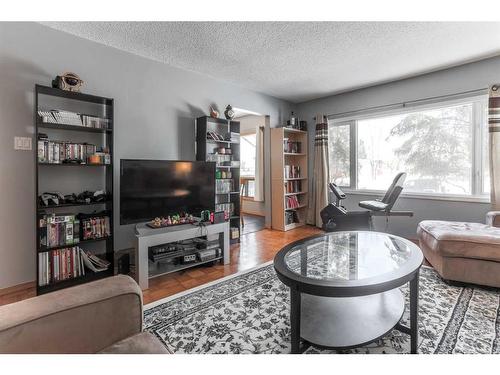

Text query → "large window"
[328,96,489,198]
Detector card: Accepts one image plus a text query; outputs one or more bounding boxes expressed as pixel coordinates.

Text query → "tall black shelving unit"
[196,116,241,243]
[35,85,114,295]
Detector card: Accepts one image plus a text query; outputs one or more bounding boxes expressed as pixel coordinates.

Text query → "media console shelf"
[134,221,230,290]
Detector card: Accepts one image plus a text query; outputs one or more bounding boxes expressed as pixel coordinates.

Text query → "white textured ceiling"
[42,22,500,103]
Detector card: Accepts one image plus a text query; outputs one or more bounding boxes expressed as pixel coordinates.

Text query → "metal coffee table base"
[290,273,419,354]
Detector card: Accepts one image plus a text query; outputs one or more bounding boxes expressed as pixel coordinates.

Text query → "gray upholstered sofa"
[417,211,500,288]
[0,275,168,354]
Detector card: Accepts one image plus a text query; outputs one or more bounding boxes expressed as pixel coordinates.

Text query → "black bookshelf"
[34,85,114,295]
[196,116,241,243]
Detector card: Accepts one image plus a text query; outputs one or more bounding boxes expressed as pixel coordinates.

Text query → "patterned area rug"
[144,262,500,354]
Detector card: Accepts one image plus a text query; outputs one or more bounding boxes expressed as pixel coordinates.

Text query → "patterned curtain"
[307,114,330,227]
[490,85,500,209]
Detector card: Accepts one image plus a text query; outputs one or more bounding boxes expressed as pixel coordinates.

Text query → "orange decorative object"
[88,155,101,164]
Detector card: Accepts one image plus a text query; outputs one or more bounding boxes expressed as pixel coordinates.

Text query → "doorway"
[233,110,270,236]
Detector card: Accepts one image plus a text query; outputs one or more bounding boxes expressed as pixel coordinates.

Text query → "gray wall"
[297,56,500,238]
[0,22,293,289]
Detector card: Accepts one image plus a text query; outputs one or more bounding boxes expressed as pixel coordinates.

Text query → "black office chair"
[358,172,407,213]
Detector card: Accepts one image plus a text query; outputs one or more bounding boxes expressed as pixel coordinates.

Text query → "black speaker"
[117,253,130,275]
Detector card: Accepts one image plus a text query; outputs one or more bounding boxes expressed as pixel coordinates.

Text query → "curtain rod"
[326,87,489,120]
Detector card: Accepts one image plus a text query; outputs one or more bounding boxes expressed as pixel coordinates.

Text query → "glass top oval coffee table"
[273,231,423,354]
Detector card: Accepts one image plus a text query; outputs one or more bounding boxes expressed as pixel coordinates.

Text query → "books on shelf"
[285,195,301,210]
[38,247,111,287]
[284,165,301,179]
[285,180,302,194]
[37,110,110,130]
[283,138,302,153]
[39,213,80,248]
[38,247,85,286]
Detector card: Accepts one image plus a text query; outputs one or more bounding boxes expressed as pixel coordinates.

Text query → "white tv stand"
[134,221,230,290]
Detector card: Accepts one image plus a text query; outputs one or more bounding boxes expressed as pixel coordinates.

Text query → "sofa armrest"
[0,275,142,353]
[486,211,500,228]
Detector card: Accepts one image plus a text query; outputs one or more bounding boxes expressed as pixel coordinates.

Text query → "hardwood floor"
[241,213,265,235]
[0,226,322,307]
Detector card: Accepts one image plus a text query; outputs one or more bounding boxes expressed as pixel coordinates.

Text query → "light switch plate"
[14,136,32,151]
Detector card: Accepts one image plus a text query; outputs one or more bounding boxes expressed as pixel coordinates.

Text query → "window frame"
[328,94,490,202]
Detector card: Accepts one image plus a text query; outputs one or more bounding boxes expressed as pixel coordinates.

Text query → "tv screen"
[120,159,215,225]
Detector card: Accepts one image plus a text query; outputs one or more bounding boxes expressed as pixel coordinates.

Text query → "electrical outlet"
[14,136,32,151]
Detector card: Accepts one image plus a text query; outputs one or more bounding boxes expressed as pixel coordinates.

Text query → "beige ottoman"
[417,212,500,288]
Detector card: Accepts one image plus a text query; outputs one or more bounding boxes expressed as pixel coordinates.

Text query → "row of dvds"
[216,179,234,194]
[207,154,232,163]
[283,139,302,153]
[284,165,301,179]
[38,140,89,163]
[285,180,302,194]
[285,195,301,210]
[215,203,234,217]
[37,138,111,164]
[81,216,111,241]
[38,109,111,129]
[39,214,80,248]
[39,213,111,248]
[215,194,231,204]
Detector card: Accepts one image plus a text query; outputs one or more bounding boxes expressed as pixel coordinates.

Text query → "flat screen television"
[120,159,215,225]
